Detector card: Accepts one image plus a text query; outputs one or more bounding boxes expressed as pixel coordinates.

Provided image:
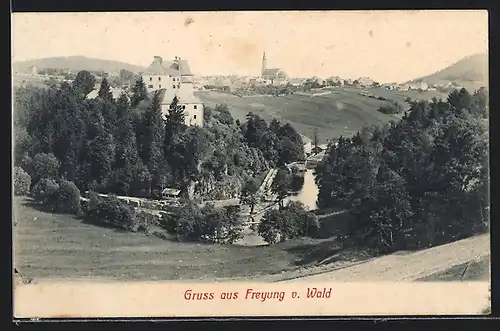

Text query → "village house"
[289,78,306,87]
[260,52,289,86]
[357,77,375,87]
[141,56,203,127]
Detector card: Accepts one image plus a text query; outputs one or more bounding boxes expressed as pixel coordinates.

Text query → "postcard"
[12,10,490,318]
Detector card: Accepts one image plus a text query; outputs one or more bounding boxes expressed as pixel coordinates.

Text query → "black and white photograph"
[12,10,490,317]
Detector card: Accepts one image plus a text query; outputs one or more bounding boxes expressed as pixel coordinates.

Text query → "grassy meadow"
[13,197,351,282]
[196,87,448,143]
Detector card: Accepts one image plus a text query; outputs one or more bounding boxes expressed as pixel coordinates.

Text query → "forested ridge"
[315,87,489,252]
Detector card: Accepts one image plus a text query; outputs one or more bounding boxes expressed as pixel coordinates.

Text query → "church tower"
[261,52,267,76]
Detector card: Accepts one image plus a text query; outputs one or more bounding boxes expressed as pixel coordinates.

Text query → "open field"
[13,197,357,282]
[196,87,448,143]
[12,74,49,89]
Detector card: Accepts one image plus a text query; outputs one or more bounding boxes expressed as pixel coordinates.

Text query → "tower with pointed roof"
[261,52,267,76]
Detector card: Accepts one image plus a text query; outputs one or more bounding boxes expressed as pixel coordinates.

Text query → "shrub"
[14,166,31,196]
[31,178,59,206]
[377,103,403,115]
[83,193,135,230]
[133,211,159,233]
[52,180,81,214]
[162,202,244,243]
[258,201,319,244]
[214,104,234,126]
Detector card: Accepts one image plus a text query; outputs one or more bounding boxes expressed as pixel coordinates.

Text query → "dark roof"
[143,56,193,76]
[262,68,281,76]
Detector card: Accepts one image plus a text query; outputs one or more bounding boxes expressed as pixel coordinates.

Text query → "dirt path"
[282,234,490,282]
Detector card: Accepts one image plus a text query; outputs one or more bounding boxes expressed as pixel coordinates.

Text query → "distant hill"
[12,56,146,74]
[410,52,488,90]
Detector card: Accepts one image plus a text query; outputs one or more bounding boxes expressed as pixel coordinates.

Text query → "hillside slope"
[411,52,488,89]
[283,233,490,282]
[12,56,145,73]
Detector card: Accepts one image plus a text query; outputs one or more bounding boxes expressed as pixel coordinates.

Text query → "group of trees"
[315,87,489,253]
[162,203,244,244]
[14,69,313,243]
[258,201,320,244]
[240,114,305,168]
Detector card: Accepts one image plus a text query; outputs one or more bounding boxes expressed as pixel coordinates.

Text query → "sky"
[12,10,488,83]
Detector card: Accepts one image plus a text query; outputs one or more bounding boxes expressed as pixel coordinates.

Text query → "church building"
[260,52,289,86]
[141,56,203,127]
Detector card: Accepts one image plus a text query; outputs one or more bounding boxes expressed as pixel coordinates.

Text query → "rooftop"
[86,87,128,100]
[143,56,193,76]
[262,68,282,76]
[162,188,181,196]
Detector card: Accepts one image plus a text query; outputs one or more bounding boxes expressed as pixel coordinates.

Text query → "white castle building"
[142,56,203,127]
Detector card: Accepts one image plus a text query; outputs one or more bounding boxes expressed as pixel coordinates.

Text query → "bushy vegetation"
[258,201,319,244]
[30,178,81,214]
[315,87,489,253]
[14,166,31,196]
[377,102,404,115]
[162,203,244,244]
[235,84,296,97]
[13,71,305,202]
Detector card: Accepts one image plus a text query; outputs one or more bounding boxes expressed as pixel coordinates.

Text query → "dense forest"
[315,87,489,252]
[13,70,305,200]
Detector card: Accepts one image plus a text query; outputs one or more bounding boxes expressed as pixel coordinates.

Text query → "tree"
[214,104,234,125]
[86,131,115,188]
[130,76,148,107]
[32,153,60,184]
[52,180,81,214]
[116,93,131,119]
[98,78,114,102]
[240,178,259,214]
[110,112,142,195]
[31,178,59,206]
[313,127,319,153]
[141,90,166,194]
[258,209,284,244]
[14,166,31,196]
[203,105,212,123]
[269,119,281,134]
[272,168,292,210]
[164,96,186,145]
[73,70,96,96]
[170,127,210,196]
[83,193,135,230]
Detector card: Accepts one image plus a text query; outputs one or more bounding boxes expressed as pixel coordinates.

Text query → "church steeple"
[261,52,267,76]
